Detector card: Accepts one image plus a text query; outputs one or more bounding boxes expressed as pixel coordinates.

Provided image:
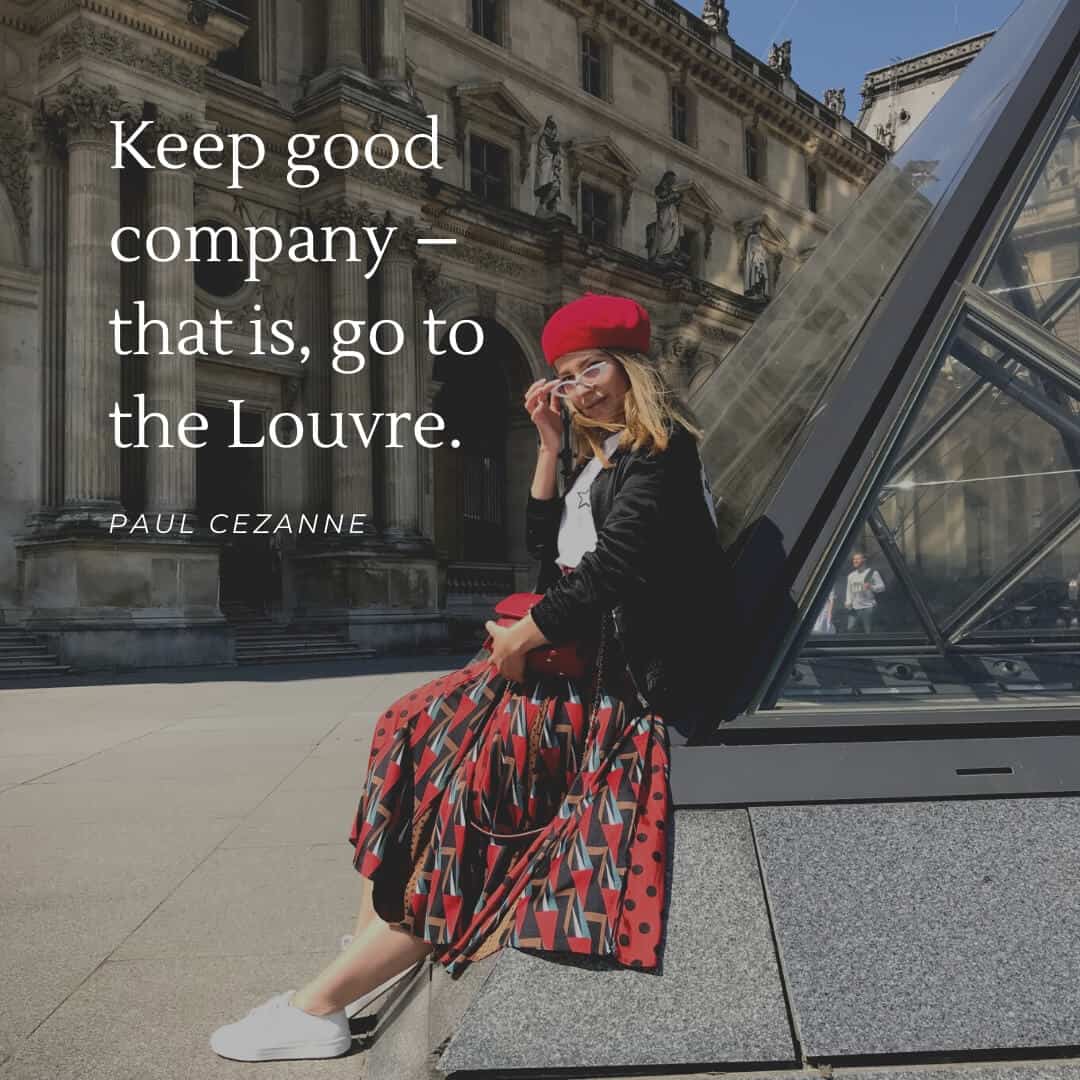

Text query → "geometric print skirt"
[348,637,672,977]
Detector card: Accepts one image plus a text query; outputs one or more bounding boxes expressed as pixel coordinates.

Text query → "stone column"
[378,216,422,542]
[376,0,406,81]
[321,199,374,522]
[39,141,67,511]
[326,0,366,71]
[144,118,197,516]
[43,80,138,517]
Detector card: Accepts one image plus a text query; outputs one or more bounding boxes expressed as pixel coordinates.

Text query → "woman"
[210,293,730,1063]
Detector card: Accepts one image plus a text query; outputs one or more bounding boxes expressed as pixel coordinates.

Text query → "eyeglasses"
[550,359,613,400]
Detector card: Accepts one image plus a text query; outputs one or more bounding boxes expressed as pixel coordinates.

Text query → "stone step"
[233,632,345,643]
[0,629,67,677]
[235,648,375,664]
[0,662,70,677]
[233,635,363,646]
[234,637,366,649]
[235,648,368,659]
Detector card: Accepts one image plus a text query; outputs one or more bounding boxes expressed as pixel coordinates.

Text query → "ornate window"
[565,137,638,250]
[452,82,539,210]
[581,185,613,244]
[469,137,511,208]
[674,180,722,279]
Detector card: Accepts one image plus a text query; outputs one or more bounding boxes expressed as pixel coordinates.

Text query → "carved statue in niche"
[824,88,846,116]
[701,0,730,35]
[744,222,771,300]
[768,40,792,78]
[647,170,689,270]
[874,119,896,152]
[534,115,564,217]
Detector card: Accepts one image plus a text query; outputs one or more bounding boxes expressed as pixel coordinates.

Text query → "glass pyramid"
[689,0,1080,720]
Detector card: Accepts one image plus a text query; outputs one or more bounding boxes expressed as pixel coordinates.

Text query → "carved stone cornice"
[437,239,526,280]
[29,0,245,61]
[347,160,427,200]
[38,15,206,92]
[38,77,140,145]
[1,9,34,36]
[0,105,33,243]
[860,32,993,107]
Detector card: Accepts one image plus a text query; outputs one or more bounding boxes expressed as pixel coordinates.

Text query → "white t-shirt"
[845,566,885,610]
[556,432,719,569]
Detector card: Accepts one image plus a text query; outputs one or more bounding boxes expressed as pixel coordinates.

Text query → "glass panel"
[805,523,928,641]
[961,521,1080,637]
[781,526,935,703]
[984,88,1080,350]
[774,316,1080,707]
[900,348,980,448]
[690,0,1070,548]
[880,325,1080,623]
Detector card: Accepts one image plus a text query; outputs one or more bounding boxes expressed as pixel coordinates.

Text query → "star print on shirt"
[576,491,591,510]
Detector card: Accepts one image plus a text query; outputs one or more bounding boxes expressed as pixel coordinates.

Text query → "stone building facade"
[0,0,886,670]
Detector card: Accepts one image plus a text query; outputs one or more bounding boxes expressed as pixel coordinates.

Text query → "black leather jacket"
[527,422,735,740]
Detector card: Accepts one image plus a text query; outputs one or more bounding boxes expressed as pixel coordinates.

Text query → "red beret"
[541,293,651,367]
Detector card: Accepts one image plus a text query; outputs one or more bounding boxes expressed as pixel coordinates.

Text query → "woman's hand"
[524,378,564,453]
[483,614,549,684]
[484,621,528,683]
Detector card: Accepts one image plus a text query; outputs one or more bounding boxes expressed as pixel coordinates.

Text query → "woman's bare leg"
[350,876,376,938]
[293,917,433,1017]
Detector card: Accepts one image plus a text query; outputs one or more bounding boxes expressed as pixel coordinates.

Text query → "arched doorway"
[431,319,535,620]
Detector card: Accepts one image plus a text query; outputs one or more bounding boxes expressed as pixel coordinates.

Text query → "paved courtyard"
[0,656,473,1080]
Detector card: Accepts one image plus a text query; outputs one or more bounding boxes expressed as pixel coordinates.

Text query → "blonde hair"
[567,349,702,468]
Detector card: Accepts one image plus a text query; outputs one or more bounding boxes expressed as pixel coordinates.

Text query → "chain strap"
[587,609,610,730]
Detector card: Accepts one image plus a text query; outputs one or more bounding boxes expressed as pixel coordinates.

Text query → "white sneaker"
[209,991,351,1062]
[339,934,423,1019]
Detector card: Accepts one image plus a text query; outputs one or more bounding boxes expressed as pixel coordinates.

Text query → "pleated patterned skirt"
[348,636,672,976]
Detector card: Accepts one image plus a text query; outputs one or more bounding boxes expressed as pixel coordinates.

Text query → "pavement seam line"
[23,708,356,1039]
[0,719,210,792]
[746,807,806,1068]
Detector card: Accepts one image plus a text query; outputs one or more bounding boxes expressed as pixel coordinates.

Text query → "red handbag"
[485,592,595,679]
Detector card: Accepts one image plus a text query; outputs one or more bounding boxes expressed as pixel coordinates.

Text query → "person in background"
[812,586,837,635]
[844,551,885,634]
